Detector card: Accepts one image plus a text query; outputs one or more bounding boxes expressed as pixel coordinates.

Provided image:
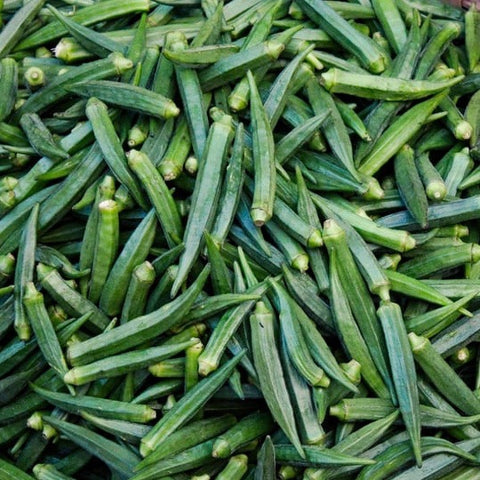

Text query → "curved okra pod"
[270,279,329,388]
[321,68,463,101]
[46,4,127,59]
[197,280,268,376]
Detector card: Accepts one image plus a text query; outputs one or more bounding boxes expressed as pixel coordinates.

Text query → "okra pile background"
[2,0,480,478]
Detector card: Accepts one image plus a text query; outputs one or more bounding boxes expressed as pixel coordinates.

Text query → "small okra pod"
[415,151,447,201]
[409,332,480,416]
[247,70,276,226]
[159,117,191,181]
[120,261,156,323]
[394,144,429,228]
[405,291,477,338]
[445,147,474,196]
[86,99,148,210]
[185,340,203,393]
[170,112,234,297]
[265,220,309,272]
[465,89,480,149]
[0,253,15,285]
[249,301,304,458]
[78,174,115,296]
[148,358,185,378]
[276,113,330,167]
[306,75,358,182]
[0,58,18,122]
[415,21,461,81]
[14,203,39,341]
[145,264,178,313]
[216,454,248,480]
[140,351,245,457]
[87,199,119,304]
[204,231,233,295]
[64,339,198,386]
[377,300,422,466]
[273,196,323,248]
[264,45,315,130]
[127,149,183,249]
[67,265,210,365]
[213,411,274,458]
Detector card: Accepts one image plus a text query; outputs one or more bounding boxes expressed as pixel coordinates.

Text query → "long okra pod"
[247,70,276,226]
[171,111,234,296]
[13,203,38,340]
[249,301,304,457]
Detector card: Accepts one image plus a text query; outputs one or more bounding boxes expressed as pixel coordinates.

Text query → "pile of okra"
[2,0,480,478]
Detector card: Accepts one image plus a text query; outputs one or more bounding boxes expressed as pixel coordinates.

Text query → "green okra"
[67,265,210,365]
[120,261,156,323]
[100,209,157,316]
[140,351,245,457]
[250,301,304,457]
[171,112,234,296]
[13,203,38,341]
[42,416,140,478]
[65,339,198,386]
[410,333,480,416]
